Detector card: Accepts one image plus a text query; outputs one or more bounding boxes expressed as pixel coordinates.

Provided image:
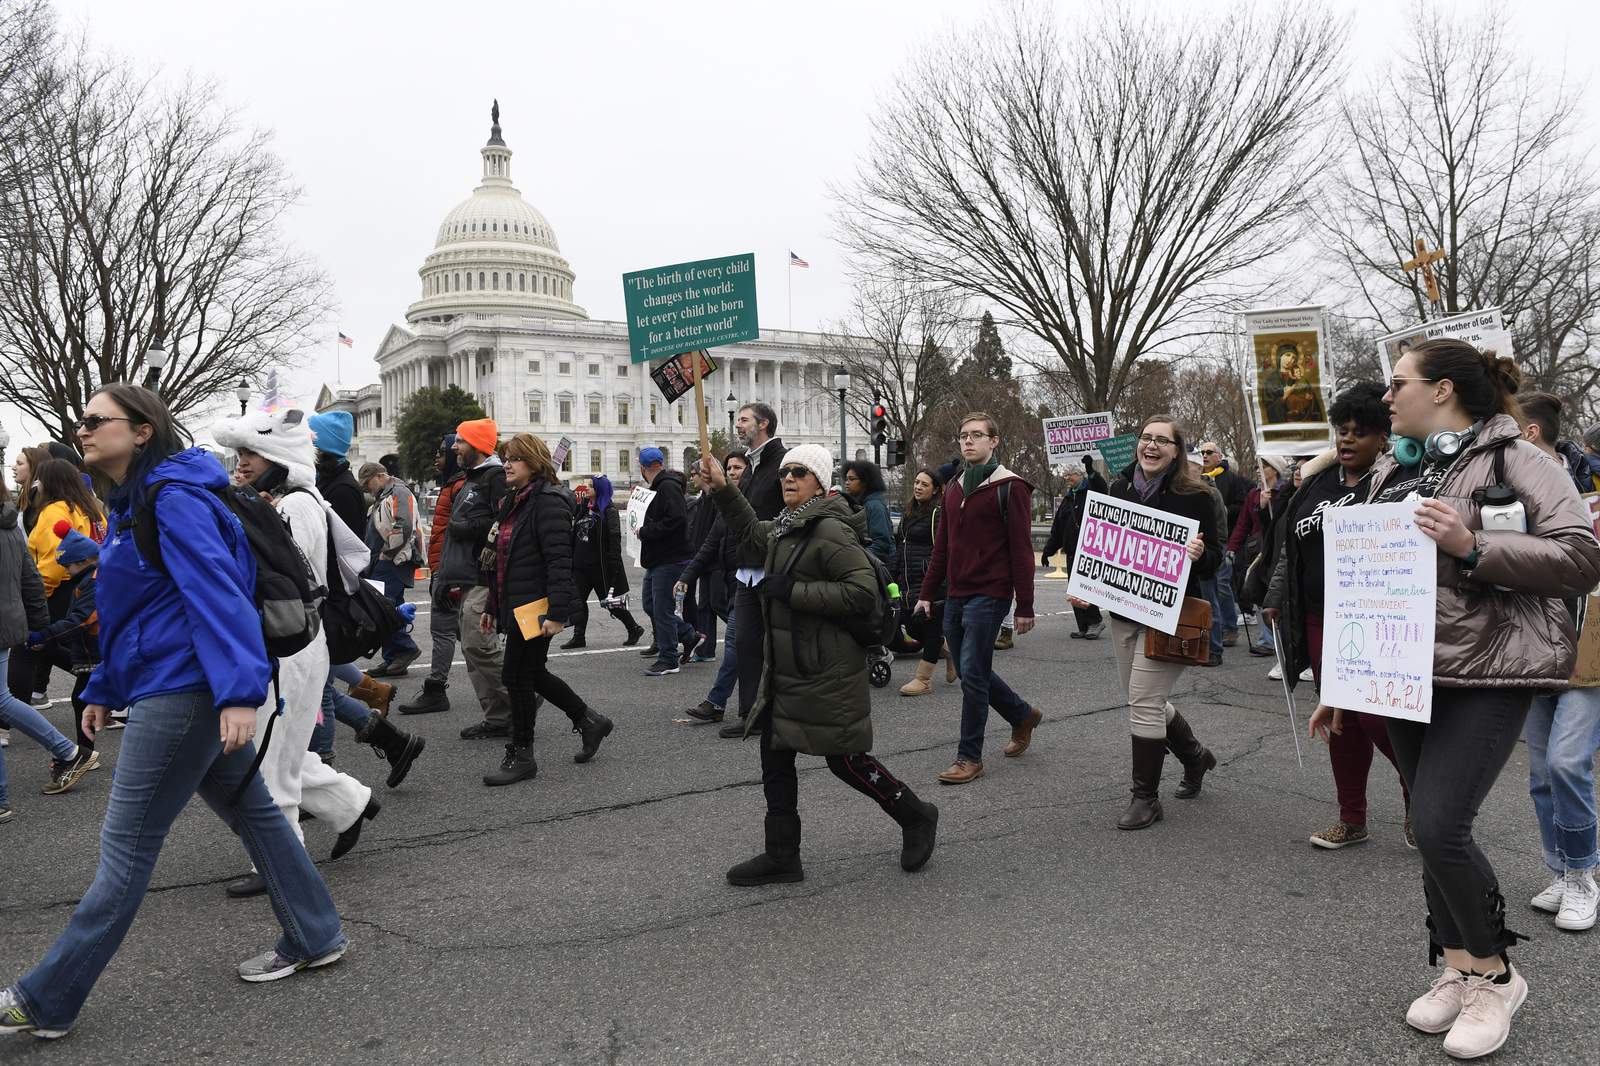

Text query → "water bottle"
[674,586,686,619]
[886,580,902,609]
[1478,487,1526,534]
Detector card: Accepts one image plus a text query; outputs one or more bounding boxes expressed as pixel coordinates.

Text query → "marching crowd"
[2,336,1600,1060]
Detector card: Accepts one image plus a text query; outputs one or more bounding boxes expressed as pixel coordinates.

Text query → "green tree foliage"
[394,385,485,483]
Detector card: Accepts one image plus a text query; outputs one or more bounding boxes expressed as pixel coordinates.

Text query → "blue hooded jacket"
[80,448,271,713]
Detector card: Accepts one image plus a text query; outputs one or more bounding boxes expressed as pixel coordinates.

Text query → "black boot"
[225,872,267,898]
[358,714,426,789]
[571,707,614,764]
[718,715,748,740]
[616,609,646,646]
[330,797,381,859]
[398,679,450,715]
[1165,712,1216,799]
[888,790,939,872]
[727,813,804,886]
[1118,737,1167,830]
[560,629,587,650]
[484,743,537,786]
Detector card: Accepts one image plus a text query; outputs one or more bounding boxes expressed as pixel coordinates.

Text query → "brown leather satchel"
[1144,597,1213,666]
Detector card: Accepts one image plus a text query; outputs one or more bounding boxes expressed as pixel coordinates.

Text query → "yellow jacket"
[28,501,98,595]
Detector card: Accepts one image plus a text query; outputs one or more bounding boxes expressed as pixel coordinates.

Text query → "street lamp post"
[832,365,851,484]
[235,379,250,416]
[143,344,169,396]
[0,426,9,469]
[724,390,738,440]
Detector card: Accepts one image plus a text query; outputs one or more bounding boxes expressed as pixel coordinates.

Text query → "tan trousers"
[458,584,511,726]
[1109,616,1186,740]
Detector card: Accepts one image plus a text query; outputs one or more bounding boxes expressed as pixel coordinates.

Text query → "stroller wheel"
[870,660,892,688]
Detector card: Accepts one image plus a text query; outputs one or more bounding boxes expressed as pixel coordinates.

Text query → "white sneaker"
[0,728,8,747]
[1267,663,1283,681]
[1554,869,1598,931]
[1441,966,1526,1059]
[1298,666,1315,682]
[1406,967,1467,1033]
[1530,872,1564,914]
[28,693,50,709]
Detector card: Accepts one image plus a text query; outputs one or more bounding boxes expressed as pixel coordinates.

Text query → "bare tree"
[0,38,330,441]
[0,0,56,241]
[1323,0,1600,417]
[836,2,1346,414]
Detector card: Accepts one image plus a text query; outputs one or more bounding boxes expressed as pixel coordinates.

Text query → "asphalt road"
[1,573,1595,1065]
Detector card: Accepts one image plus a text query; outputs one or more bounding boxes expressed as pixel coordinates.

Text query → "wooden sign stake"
[691,349,710,462]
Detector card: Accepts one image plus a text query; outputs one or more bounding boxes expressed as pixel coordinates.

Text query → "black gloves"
[758,574,794,603]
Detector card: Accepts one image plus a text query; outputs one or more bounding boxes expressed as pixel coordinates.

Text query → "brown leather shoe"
[1004,706,1043,757]
[937,759,984,785]
[350,674,396,717]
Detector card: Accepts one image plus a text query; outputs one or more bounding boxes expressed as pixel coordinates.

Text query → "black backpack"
[134,481,324,659]
[782,516,902,648]
[318,516,406,664]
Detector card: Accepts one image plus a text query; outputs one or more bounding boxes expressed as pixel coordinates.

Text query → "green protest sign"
[622,253,759,364]
[1097,433,1137,473]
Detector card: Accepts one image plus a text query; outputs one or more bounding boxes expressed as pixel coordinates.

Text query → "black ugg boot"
[483,743,538,786]
[570,707,614,764]
[888,790,940,872]
[1165,712,1216,799]
[358,714,426,789]
[398,679,450,715]
[727,813,804,886]
[1118,737,1167,830]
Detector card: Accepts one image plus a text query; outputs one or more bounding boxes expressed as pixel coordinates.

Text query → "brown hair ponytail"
[1411,339,1522,423]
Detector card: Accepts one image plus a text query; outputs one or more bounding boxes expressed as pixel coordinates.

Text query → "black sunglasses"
[777,465,812,480]
[74,415,132,433]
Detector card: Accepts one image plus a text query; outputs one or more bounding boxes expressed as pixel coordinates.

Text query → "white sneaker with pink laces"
[1441,966,1527,1060]
[1406,967,1466,1033]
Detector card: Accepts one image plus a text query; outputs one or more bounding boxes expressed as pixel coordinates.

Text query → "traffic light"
[870,401,889,447]
[886,439,905,467]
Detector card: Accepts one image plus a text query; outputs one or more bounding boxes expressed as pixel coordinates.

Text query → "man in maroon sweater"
[916,413,1042,785]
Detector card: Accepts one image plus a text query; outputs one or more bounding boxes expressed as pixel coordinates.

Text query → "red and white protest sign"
[1066,491,1198,634]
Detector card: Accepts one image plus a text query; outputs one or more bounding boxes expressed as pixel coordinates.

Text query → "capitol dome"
[406,102,587,324]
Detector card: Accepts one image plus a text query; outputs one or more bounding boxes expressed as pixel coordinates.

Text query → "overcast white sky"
[5,0,1598,452]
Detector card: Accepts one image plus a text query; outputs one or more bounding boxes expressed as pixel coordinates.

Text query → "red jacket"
[921,467,1036,618]
[426,473,464,572]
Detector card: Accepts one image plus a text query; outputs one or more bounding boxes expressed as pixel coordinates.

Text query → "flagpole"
[787,259,792,330]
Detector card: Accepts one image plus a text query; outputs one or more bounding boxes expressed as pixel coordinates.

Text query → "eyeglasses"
[1138,433,1177,448]
[777,465,811,480]
[1200,448,1220,455]
[956,431,995,443]
[1388,376,1433,391]
[74,415,131,433]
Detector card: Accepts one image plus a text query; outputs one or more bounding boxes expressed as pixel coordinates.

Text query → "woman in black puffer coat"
[894,468,950,696]
[480,434,613,787]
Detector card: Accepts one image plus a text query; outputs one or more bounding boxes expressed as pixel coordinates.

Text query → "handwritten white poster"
[1067,491,1198,634]
[1044,412,1114,465]
[1321,502,1436,723]
[625,485,655,568]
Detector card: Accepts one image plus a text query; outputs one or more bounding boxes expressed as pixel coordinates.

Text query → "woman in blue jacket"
[1,385,346,1041]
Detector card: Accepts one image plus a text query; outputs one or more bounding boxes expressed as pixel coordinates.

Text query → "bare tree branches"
[0,32,330,441]
[836,2,1346,413]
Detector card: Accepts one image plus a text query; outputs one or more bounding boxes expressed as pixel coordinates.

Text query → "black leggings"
[1386,687,1532,961]
[500,625,588,746]
[569,566,640,637]
[758,713,908,817]
[903,602,946,665]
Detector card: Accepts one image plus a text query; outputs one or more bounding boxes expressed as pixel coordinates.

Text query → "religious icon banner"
[1240,305,1334,456]
[1374,308,1512,382]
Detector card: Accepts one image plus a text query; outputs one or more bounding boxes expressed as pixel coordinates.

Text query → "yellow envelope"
[513,598,550,640]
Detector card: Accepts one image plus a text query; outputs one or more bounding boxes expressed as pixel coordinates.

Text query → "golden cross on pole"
[1401,237,1448,308]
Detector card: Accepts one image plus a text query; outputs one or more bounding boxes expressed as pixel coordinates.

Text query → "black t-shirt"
[1374,458,1447,503]
[1290,468,1371,609]
[572,508,601,571]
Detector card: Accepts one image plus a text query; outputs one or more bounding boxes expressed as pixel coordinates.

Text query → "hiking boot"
[349,674,395,717]
[727,814,803,887]
[560,632,587,650]
[484,743,538,786]
[0,987,66,1039]
[459,719,510,740]
[398,679,450,715]
[42,748,99,795]
[686,700,725,723]
[1003,707,1042,757]
[1441,966,1526,1059]
[1555,868,1599,931]
[357,714,426,789]
[718,718,748,739]
[572,708,613,764]
[1309,821,1369,849]
[1531,872,1566,914]
[1407,968,1468,1034]
[1222,628,1239,647]
[889,791,939,872]
[899,660,935,697]
[225,872,268,898]
[936,759,984,785]
[329,797,381,860]
[237,944,347,983]
[1248,641,1275,657]
[369,649,419,678]
[993,626,1014,651]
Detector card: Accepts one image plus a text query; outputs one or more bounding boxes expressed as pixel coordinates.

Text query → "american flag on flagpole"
[338,332,354,347]
[789,251,810,269]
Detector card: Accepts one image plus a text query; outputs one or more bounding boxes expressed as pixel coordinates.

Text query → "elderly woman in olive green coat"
[701,443,938,887]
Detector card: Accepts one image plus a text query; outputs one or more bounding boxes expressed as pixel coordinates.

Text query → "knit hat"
[307,410,354,458]
[53,520,99,566]
[1584,425,1600,452]
[1258,453,1292,476]
[639,446,665,467]
[357,462,388,485]
[455,417,498,457]
[779,443,833,486]
[212,408,318,490]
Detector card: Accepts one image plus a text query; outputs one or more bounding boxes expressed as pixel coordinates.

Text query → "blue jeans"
[12,688,344,1030]
[1526,688,1600,873]
[310,676,373,757]
[0,649,77,805]
[706,603,739,709]
[1199,579,1223,656]
[944,594,1032,761]
[373,560,418,661]
[644,562,696,667]
[1207,557,1239,653]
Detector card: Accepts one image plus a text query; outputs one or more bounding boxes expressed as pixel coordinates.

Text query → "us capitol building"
[316,104,855,476]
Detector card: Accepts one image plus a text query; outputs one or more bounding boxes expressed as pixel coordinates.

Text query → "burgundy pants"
[1306,612,1410,826]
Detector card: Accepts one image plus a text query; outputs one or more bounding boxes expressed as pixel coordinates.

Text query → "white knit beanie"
[779,443,833,486]
[212,409,317,490]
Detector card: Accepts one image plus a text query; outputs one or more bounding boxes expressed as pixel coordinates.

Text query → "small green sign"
[1097,432,1137,473]
[622,252,759,364]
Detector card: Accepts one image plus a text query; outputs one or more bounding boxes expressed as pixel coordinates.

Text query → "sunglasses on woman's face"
[74,415,132,433]
[777,465,811,480]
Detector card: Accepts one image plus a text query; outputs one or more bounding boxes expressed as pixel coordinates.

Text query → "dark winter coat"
[0,504,48,649]
[486,479,578,629]
[36,566,99,665]
[858,490,897,569]
[426,472,464,572]
[1205,462,1252,538]
[572,502,630,597]
[1261,456,1344,689]
[638,469,693,568]
[713,485,878,756]
[1040,472,1107,566]
[316,458,366,541]
[894,503,941,603]
[439,456,509,588]
[733,436,786,569]
[1106,464,1223,602]
[682,513,738,618]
